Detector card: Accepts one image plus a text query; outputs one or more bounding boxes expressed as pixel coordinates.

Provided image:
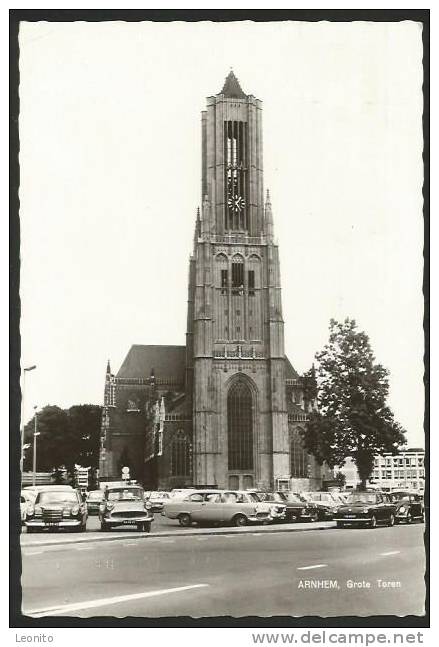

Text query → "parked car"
[389,490,424,524]
[334,490,397,528]
[253,491,316,523]
[163,489,284,527]
[147,491,171,513]
[21,488,36,524]
[99,485,154,532]
[86,489,104,515]
[25,487,87,533]
[250,492,287,523]
[298,492,339,520]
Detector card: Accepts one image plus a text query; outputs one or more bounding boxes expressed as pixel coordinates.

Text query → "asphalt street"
[21,522,425,619]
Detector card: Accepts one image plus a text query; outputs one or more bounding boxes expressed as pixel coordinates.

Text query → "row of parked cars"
[21,483,424,533]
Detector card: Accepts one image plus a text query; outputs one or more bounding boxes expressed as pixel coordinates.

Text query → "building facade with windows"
[99,72,331,491]
[341,449,425,492]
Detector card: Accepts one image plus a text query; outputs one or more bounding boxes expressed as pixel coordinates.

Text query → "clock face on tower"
[228,194,246,213]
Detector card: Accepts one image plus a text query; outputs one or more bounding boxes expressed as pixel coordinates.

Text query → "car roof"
[24,485,74,492]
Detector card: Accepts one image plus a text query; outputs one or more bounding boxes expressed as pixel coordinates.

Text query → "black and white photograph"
[10,10,429,628]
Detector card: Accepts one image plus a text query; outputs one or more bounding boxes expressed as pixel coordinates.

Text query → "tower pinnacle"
[220,69,246,98]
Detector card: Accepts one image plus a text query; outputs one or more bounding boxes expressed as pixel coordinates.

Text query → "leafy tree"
[301,318,406,489]
[23,404,101,478]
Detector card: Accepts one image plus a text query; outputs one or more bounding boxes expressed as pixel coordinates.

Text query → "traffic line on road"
[297,564,327,571]
[76,546,94,551]
[25,584,210,617]
[380,551,401,556]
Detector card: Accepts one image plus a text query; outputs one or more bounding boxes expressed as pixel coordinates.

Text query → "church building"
[99,71,331,492]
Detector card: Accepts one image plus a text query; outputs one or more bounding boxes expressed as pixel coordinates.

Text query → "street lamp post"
[20,364,37,480]
[32,407,40,487]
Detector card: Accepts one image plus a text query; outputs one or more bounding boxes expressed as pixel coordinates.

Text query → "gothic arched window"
[227,380,253,470]
[290,427,308,478]
[170,431,192,477]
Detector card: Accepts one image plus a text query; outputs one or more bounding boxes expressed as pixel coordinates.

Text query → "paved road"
[21,523,425,619]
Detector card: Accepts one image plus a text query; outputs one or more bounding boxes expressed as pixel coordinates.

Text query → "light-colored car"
[99,485,154,532]
[147,491,171,513]
[25,487,87,532]
[163,489,285,527]
[298,491,340,520]
[86,489,104,515]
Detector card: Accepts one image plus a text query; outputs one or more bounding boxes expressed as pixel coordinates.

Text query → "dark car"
[99,485,154,532]
[256,492,319,522]
[25,487,87,533]
[86,489,104,515]
[334,491,396,528]
[389,490,424,524]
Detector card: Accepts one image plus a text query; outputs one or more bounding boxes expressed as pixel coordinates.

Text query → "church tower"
[186,71,290,490]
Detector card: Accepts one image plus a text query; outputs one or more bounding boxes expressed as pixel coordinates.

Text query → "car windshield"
[107,488,143,501]
[389,492,410,502]
[150,492,169,499]
[346,493,379,504]
[87,491,103,500]
[38,491,78,504]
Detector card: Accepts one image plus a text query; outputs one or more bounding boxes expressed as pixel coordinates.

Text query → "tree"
[23,404,101,478]
[301,318,406,489]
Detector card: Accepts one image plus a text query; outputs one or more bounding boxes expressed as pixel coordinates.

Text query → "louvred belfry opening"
[224,120,248,231]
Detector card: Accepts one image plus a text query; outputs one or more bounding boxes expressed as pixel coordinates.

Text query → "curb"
[21,522,335,549]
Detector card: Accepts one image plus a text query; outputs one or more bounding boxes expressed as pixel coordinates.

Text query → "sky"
[18,20,424,447]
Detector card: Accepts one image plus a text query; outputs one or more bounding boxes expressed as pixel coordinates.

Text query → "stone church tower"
[99,72,331,491]
[186,71,289,490]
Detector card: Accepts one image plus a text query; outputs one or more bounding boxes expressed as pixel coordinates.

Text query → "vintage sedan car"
[25,487,87,532]
[298,491,339,520]
[163,489,284,527]
[389,490,425,524]
[147,491,171,513]
[334,491,397,528]
[86,489,104,515]
[99,485,154,532]
[254,491,317,523]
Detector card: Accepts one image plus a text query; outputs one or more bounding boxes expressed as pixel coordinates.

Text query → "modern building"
[99,71,332,491]
[340,448,425,492]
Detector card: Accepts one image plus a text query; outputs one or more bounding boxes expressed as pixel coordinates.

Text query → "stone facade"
[98,72,331,491]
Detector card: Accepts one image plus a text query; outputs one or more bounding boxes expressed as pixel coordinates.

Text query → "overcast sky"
[19,20,424,447]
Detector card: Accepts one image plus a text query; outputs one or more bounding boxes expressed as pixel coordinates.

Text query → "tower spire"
[106,359,111,375]
[220,69,246,98]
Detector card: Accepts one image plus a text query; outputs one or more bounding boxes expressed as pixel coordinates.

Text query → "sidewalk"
[21,520,335,548]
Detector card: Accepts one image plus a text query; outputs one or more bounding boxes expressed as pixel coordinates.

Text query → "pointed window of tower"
[232,260,244,295]
[228,380,253,471]
[221,269,228,295]
[248,270,255,296]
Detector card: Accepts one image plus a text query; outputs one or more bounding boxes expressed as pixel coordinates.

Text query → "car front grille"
[42,509,63,522]
[111,511,146,519]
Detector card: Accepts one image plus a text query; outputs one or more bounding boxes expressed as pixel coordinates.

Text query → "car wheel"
[406,513,413,524]
[388,513,395,527]
[26,526,35,534]
[336,521,345,529]
[178,513,191,527]
[100,521,109,532]
[310,512,319,523]
[420,512,425,523]
[233,514,247,527]
[317,510,325,521]
[369,515,377,529]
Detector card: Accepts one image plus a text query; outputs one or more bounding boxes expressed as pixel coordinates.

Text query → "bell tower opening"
[224,120,248,232]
